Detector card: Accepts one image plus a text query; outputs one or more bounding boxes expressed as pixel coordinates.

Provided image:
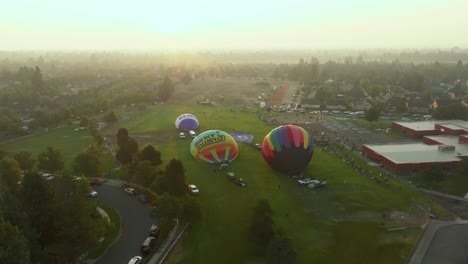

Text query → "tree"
[37,147,64,175]
[250,200,275,249]
[266,236,297,264]
[0,214,30,264]
[53,176,101,260]
[140,145,162,166]
[22,172,58,244]
[13,151,36,174]
[115,128,139,165]
[181,73,192,85]
[420,164,445,185]
[364,106,381,127]
[31,66,44,95]
[104,111,118,125]
[151,194,182,231]
[79,116,89,128]
[73,145,101,177]
[0,191,44,263]
[134,160,157,187]
[164,159,187,196]
[116,128,129,148]
[0,158,21,194]
[158,76,174,102]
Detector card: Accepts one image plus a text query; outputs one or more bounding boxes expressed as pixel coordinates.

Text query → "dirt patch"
[389,211,427,227]
[171,78,277,106]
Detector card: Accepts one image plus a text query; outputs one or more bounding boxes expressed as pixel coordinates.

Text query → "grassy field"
[3,105,448,263]
[103,105,439,264]
[2,126,93,171]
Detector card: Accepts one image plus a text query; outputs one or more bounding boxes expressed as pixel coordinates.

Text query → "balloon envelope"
[175,114,199,131]
[261,125,314,175]
[191,130,239,164]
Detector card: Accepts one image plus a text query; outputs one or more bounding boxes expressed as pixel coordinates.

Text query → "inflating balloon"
[175,114,199,131]
[191,130,239,164]
[261,125,314,175]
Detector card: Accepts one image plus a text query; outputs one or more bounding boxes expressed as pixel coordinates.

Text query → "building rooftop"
[394,120,468,132]
[364,143,462,164]
[423,135,468,157]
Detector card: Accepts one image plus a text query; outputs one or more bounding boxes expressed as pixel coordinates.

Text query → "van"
[189,130,196,138]
[141,237,156,255]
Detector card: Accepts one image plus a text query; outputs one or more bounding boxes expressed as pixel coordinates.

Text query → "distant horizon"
[2,0,468,51]
[1,47,468,53]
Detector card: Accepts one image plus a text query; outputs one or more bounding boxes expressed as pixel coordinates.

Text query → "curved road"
[94,184,155,264]
[421,223,468,264]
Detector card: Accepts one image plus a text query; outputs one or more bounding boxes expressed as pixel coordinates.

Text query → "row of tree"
[0,157,107,264]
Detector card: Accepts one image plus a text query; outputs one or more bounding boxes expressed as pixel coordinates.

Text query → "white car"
[297,178,320,185]
[189,130,197,138]
[88,190,98,197]
[124,188,136,195]
[128,256,142,264]
[179,132,186,139]
[188,184,199,195]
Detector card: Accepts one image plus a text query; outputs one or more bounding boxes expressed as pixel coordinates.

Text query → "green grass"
[88,201,121,259]
[3,105,449,263]
[2,126,93,170]
[105,105,437,263]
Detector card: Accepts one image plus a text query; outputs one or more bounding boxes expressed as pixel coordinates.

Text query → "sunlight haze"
[2,0,468,50]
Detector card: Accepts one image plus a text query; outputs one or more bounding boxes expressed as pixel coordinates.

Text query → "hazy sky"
[2,0,468,50]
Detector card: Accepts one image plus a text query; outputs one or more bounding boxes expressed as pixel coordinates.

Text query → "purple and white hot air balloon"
[175,114,199,131]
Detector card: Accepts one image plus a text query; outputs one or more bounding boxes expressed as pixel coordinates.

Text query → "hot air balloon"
[190,130,239,164]
[261,125,314,175]
[175,114,199,131]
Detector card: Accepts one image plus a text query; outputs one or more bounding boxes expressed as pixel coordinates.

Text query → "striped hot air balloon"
[261,125,314,175]
[190,130,239,164]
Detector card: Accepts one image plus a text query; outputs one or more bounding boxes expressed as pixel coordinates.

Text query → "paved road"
[419,223,468,264]
[94,184,155,264]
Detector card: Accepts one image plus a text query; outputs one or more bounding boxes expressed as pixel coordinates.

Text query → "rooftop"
[423,135,468,157]
[364,142,462,164]
[394,120,468,132]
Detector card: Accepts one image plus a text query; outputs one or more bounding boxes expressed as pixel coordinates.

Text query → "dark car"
[227,172,247,187]
[89,179,103,186]
[232,178,247,187]
[138,195,149,204]
[141,237,157,255]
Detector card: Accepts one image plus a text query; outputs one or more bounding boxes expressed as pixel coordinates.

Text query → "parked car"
[89,178,103,186]
[141,237,157,255]
[179,132,186,139]
[232,178,247,187]
[297,178,319,185]
[87,190,98,197]
[254,143,262,150]
[128,256,142,264]
[149,224,160,238]
[189,130,197,138]
[188,184,199,195]
[138,195,149,204]
[307,181,327,189]
[124,188,136,195]
[227,172,247,187]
